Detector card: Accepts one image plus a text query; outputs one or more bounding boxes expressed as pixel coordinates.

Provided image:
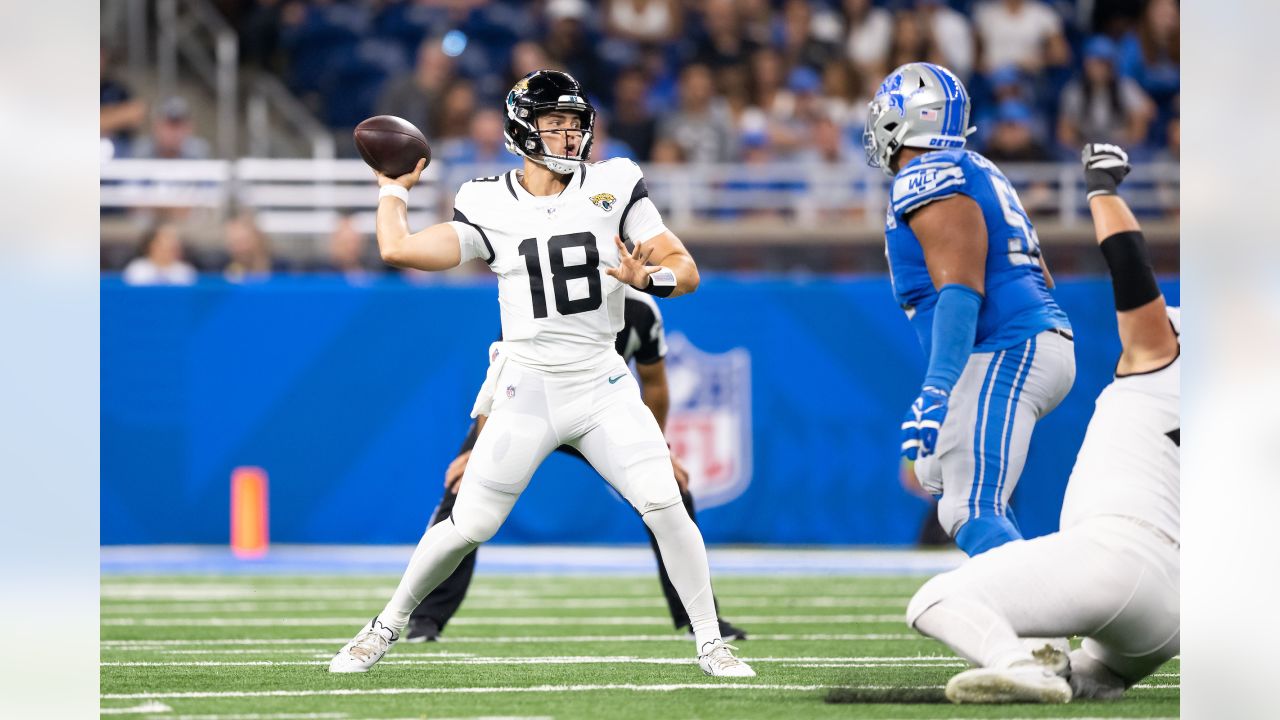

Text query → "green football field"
[100,572,1178,718]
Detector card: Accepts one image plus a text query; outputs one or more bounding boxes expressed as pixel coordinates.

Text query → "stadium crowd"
[101,0,1179,281]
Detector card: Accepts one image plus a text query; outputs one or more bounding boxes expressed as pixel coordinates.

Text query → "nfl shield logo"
[664,333,752,509]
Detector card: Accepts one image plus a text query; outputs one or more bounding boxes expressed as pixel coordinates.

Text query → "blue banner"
[101,275,1178,546]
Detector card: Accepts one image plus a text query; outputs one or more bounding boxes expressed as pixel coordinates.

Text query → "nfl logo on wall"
[664,333,752,509]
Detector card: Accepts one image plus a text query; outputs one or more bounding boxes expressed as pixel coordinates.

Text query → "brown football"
[353,115,432,178]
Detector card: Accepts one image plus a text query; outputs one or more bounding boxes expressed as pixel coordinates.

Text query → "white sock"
[641,504,720,651]
[378,519,478,632]
[912,596,1032,669]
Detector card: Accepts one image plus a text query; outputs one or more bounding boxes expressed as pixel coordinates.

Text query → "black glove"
[1081,143,1132,200]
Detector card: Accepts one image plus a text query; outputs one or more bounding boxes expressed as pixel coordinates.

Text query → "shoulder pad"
[891,158,967,217]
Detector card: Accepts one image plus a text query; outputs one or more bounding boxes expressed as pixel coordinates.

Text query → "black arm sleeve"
[1099,230,1161,311]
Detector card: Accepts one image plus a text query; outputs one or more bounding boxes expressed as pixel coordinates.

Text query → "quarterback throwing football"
[328,70,753,678]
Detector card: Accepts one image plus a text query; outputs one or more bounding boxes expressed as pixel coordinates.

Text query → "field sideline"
[101,547,1179,719]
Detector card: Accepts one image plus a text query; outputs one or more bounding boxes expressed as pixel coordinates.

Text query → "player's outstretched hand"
[444,450,471,494]
[607,236,659,289]
[901,386,950,461]
[671,453,690,493]
[376,157,427,190]
[1082,143,1131,200]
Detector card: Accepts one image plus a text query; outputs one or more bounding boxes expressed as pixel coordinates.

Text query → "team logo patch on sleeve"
[589,193,617,212]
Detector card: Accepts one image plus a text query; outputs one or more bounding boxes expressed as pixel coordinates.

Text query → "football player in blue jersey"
[864,63,1076,557]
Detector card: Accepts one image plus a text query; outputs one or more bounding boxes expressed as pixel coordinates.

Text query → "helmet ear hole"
[884,122,899,133]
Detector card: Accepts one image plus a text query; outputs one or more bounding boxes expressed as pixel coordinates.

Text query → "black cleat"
[403,617,441,643]
[683,619,749,641]
[718,618,748,641]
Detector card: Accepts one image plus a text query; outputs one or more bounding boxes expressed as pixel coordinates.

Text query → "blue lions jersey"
[884,149,1070,356]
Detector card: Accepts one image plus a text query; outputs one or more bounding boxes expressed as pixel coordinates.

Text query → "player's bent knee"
[449,485,517,544]
[906,573,954,628]
[625,453,683,515]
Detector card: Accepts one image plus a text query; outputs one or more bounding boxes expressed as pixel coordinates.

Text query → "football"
[353,115,432,178]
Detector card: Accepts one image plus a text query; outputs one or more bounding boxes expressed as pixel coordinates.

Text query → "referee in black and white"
[405,285,747,642]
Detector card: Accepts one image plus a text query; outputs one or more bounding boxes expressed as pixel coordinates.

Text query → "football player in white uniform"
[329,70,753,678]
[903,144,1179,704]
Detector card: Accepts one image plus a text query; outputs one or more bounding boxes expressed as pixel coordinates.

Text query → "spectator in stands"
[778,0,840,72]
[819,59,867,130]
[887,5,941,72]
[769,66,827,160]
[973,0,1070,74]
[650,137,687,165]
[507,41,555,89]
[376,37,455,139]
[610,67,658,161]
[1117,0,1180,116]
[589,113,637,162]
[841,0,893,80]
[122,223,197,286]
[1057,36,1155,150]
[604,0,683,47]
[915,0,975,81]
[747,47,786,123]
[543,0,604,98]
[318,214,382,282]
[656,63,736,164]
[434,79,477,145]
[100,46,146,159]
[983,100,1055,215]
[716,63,755,133]
[131,97,212,160]
[439,108,519,168]
[694,0,758,70]
[222,213,280,283]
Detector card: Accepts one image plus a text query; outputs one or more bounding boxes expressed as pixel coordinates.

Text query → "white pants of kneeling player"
[906,515,1180,686]
[915,329,1076,538]
[378,352,720,645]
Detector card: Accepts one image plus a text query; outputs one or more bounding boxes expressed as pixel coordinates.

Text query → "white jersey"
[1060,307,1180,544]
[450,158,668,372]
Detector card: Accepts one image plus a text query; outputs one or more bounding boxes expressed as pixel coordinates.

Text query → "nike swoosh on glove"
[1082,143,1131,200]
[901,386,950,461]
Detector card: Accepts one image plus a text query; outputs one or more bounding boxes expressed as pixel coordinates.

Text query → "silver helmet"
[863,63,976,176]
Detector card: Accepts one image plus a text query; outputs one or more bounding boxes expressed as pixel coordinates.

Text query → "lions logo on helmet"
[589,193,616,212]
[503,70,596,175]
[863,63,976,177]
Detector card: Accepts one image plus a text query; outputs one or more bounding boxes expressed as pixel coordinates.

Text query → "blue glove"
[901,385,950,461]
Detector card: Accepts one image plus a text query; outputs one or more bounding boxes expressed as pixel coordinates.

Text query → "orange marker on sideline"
[231,467,269,559]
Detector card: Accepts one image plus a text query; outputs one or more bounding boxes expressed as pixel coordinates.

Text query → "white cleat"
[945,662,1072,704]
[698,639,756,677]
[328,617,398,673]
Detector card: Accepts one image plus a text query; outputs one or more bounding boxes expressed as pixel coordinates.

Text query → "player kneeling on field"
[906,144,1179,703]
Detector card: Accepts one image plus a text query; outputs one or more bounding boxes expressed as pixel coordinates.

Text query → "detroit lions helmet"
[863,63,976,176]
[504,69,595,175]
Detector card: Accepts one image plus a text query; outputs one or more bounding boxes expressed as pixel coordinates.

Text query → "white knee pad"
[626,452,683,515]
[936,492,971,538]
[449,483,518,544]
[906,572,959,628]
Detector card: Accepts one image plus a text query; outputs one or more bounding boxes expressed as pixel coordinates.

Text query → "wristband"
[641,267,677,297]
[379,184,409,204]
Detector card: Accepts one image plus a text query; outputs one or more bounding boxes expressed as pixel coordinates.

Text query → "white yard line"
[102,633,922,648]
[101,681,1179,701]
[102,655,968,668]
[100,597,908,614]
[99,702,173,715]
[101,614,905,627]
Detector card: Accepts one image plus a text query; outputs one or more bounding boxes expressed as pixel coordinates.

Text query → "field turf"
[101,573,1178,719]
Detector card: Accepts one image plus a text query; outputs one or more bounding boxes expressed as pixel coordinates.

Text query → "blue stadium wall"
[101,275,1179,546]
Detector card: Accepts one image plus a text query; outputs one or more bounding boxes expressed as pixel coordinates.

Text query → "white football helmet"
[863,62,976,176]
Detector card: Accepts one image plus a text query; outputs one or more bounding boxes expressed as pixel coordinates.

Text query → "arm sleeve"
[449,186,495,264]
[633,297,668,365]
[890,157,968,218]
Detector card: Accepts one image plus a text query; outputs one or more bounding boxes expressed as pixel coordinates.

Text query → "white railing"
[100,158,1180,237]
